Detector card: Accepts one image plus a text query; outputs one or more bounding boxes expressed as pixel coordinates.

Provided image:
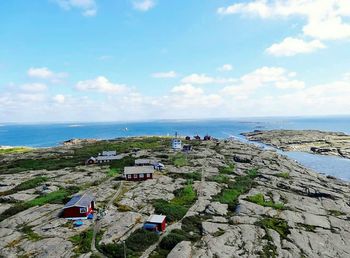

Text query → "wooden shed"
[123,166,154,181]
[62,193,95,219]
[143,215,166,233]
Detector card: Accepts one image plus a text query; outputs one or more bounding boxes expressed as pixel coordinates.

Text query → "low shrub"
[0,176,48,196]
[246,193,284,210]
[20,225,43,241]
[215,169,258,210]
[219,164,235,175]
[159,230,187,250]
[209,174,230,184]
[275,172,290,179]
[256,217,290,239]
[172,153,188,167]
[153,199,187,223]
[181,216,203,241]
[126,229,159,252]
[70,229,93,254]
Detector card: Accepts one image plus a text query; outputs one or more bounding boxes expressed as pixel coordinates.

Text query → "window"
[80,207,87,213]
[139,174,144,178]
[147,173,151,177]
[127,175,131,179]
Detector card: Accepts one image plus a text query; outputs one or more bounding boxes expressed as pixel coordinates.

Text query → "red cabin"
[62,193,95,219]
[143,215,166,233]
[123,166,154,181]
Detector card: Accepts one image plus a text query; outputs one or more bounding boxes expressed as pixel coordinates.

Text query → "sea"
[1,116,350,180]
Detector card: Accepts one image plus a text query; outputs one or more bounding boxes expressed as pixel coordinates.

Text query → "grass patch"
[181,215,203,242]
[172,153,188,167]
[215,169,258,210]
[153,184,197,223]
[109,156,135,171]
[275,172,290,179]
[0,176,48,196]
[256,217,290,239]
[296,223,316,232]
[327,209,346,217]
[70,229,93,254]
[100,229,159,258]
[245,193,285,210]
[107,168,121,177]
[219,164,235,175]
[20,225,43,241]
[0,186,80,222]
[184,171,201,181]
[0,147,32,155]
[208,174,230,184]
[150,229,189,258]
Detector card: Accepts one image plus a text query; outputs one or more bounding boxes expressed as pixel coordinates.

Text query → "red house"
[62,193,95,219]
[123,166,154,181]
[143,215,166,233]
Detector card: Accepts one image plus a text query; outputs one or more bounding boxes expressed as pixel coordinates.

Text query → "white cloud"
[181,73,236,84]
[53,94,66,104]
[27,67,67,82]
[266,37,326,56]
[171,84,204,96]
[218,0,350,41]
[152,71,177,78]
[76,76,128,94]
[54,0,97,16]
[21,83,47,92]
[217,64,233,72]
[221,66,305,98]
[133,0,156,11]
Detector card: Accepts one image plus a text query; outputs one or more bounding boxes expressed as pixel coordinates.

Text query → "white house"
[85,150,122,165]
[172,139,182,150]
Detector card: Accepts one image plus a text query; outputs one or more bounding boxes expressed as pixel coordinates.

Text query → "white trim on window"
[80,207,87,213]
[139,173,144,178]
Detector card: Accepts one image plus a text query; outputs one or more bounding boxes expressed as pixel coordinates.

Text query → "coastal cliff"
[243,130,350,159]
[0,137,350,258]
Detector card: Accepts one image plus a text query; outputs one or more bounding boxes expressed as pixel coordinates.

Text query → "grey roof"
[96,155,123,161]
[124,166,154,175]
[64,193,94,208]
[135,159,155,165]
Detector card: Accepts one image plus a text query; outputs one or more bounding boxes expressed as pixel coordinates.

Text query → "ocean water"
[0,116,349,179]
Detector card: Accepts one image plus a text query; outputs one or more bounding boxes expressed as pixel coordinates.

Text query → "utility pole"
[123,240,126,258]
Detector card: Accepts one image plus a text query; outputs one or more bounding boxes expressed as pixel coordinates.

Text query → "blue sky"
[1,0,350,122]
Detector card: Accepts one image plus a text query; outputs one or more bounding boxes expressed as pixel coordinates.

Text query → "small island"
[0,136,350,257]
[243,130,350,159]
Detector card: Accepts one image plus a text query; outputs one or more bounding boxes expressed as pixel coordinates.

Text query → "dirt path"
[91,180,124,257]
[140,168,206,258]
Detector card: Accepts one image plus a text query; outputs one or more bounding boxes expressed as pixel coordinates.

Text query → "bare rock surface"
[243,129,350,159]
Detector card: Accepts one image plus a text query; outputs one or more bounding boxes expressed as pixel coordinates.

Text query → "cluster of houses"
[62,136,224,231]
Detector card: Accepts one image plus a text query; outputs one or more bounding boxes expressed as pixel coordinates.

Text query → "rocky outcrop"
[242,130,350,159]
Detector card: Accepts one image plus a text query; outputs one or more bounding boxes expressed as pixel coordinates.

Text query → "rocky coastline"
[243,129,350,159]
[0,136,350,257]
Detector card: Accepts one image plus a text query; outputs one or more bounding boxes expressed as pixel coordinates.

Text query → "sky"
[1,0,350,122]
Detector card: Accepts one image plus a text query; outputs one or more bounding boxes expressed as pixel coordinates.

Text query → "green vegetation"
[69,229,93,254]
[246,193,285,210]
[275,172,290,179]
[0,147,32,155]
[256,217,290,239]
[0,137,167,174]
[107,168,120,177]
[0,176,48,196]
[259,240,278,258]
[215,169,258,210]
[0,186,80,222]
[109,156,135,171]
[219,163,235,175]
[328,209,346,217]
[172,153,188,167]
[100,229,159,258]
[208,174,230,184]
[20,225,43,241]
[181,215,203,241]
[184,171,202,181]
[153,184,197,222]
[150,229,189,258]
[296,223,316,232]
